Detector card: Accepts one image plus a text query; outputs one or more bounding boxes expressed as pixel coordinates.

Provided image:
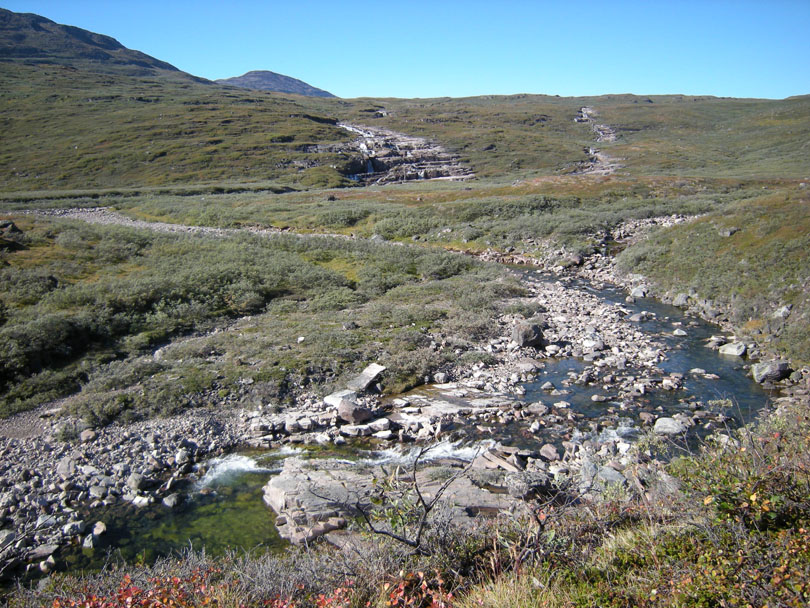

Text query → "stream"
[54,272,772,575]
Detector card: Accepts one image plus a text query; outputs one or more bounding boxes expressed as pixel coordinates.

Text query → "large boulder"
[346,363,386,392]
[653,417,685,435]
[719,342,746,357]
[512,321,544,348]
[752,360,792,384]
[337,400,373,424]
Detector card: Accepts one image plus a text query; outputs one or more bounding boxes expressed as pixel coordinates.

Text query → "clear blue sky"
[3,0,809,99]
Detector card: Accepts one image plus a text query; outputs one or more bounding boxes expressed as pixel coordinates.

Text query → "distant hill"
[217,70,335,97]
[0,7,203,81]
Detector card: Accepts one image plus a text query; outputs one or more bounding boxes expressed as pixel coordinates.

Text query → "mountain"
[217,70,335,97]
[0,7,202,80]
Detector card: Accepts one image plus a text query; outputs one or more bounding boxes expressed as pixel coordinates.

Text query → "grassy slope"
[0,63,355,191]
[3,59,809,193]
[0,214,520,418]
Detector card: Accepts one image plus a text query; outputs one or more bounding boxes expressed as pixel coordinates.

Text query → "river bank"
[1,210,805,580]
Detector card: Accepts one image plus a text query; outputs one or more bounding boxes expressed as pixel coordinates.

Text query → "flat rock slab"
[324,389,358,408]
[263,455,525,544]
[346,363,386,392]
[718,342,746,357]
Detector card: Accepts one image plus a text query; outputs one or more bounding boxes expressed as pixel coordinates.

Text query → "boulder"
[0,529,15,549]
[539,443,560,462]
[337,400,373,425]
[339,424,374,437]
[62,520,85,536]
[630,285,649,298]
[653,417,685,435]
[512,322,544,348]
[505,472,552,499]
[175,448,191,465]
[346,363,386,392]
[126,472,146,491]
[719,342,746,357]
[56,456,77,480]
[752,360,792,384]
[672,293,690,307]
[79,429,97,443]
[28,544,59,561]
[324,389,358,408]
[597,466,626,486]
[162,493,182,508]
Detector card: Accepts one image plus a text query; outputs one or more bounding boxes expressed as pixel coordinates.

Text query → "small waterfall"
[366,158,374,174]
[195,454,275,489]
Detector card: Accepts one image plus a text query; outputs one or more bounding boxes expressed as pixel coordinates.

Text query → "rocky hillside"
[0,8,201,81]
[217,70,335,97]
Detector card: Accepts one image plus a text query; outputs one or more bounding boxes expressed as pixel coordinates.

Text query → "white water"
[356,439,495,467]
[195,454,276,489]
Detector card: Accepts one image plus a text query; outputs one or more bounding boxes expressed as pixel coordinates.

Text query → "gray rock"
[505,472,551,499]
[630,285,648,298]
[752,360,792,383]
[346,363,386,392]
[62,520,86,536]
[36,514,57,528]
[126,473,145,491]
[175,448,191,465]
[512,322,544,348]
[324,389,358,408]
[132,495,153,508]
[539,443,560,462]
[672,293,690,307]
[79,429,97,443]
[28,544,59,561]
[528,402,549,416]
[653,417,685,435]
[92,521,106,537]
[673,328,688,337]
[337,401,373,424]
[719,342,746,357]
[88,485,107,499]
[162,493,182,508]
[597,466,626,486]
[339,424,373,437]
[82,534,95,549]
[56,456,77,480]
[367,418,391,432]
[284,418,301,434]
[0,529,15,549]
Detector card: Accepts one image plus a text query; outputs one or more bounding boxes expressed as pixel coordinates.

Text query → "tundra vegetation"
[1,14,809,605]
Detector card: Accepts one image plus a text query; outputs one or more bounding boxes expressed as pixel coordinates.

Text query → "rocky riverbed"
[1,211,806,579]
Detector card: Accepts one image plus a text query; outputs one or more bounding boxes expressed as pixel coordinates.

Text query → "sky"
[3,0,809,99]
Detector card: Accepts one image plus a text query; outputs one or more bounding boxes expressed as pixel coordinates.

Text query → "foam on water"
[196,454,276,489]
[356,439,495,467]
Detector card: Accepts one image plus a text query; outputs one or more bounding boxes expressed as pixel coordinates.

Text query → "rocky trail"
[1,207,806,579]
[571,106,623,176]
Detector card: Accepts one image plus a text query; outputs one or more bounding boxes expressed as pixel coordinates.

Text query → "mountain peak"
[216,70,335,98]
[0,8,198,79]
